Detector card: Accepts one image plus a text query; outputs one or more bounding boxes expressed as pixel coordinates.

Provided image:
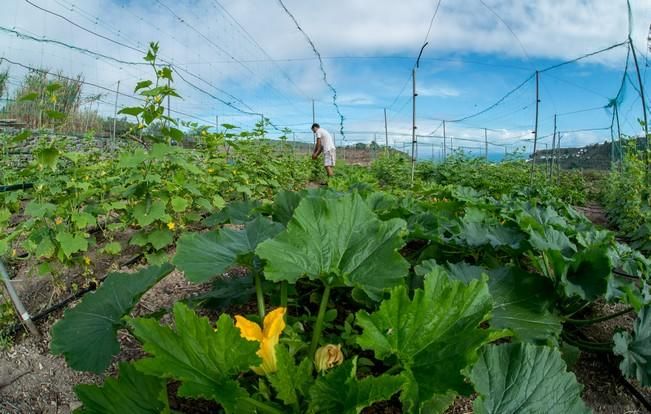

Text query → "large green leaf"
[74,363,170,414]
[128,302,260,412]
[50,264,174,373]
[173,216,283,282]
[439,261,562,343]
[256,193,409,299]
[613,306,651,386]
[307,358,404,414]
[203,199,261,226]
[268,345,314,406]
[563,244,612,300]
[356,267,501,412]
[470,343,590,414]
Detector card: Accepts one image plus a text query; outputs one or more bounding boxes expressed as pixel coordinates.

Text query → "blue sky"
[1,0,650,160]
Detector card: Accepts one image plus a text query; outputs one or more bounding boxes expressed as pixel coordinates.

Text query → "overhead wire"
[275,0,346,138]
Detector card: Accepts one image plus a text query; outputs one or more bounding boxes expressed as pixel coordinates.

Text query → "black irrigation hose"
[571,330,651,411]
[4,253,144,337]
[0,183,34,193]
[605,354,651,412]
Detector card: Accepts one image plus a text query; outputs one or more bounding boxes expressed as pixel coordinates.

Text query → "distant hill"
[532,136,646,170]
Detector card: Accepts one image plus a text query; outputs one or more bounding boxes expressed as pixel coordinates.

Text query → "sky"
[1,0,650,160]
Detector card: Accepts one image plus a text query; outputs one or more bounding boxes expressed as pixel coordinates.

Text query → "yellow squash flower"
[314,344,344,373]
[167,222,176,231]
[54,217,63,225]
[235,307,286,375]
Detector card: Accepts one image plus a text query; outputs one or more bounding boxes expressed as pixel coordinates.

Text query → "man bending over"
[311,123,336,177]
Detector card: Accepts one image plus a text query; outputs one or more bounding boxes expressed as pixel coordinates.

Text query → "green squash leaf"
[307,358,404,414]
[614,306,651,386]
[268,345,314,406]
[564,244,612,300]
[356,266,501,412]
[128,303,260,413]
[257,193,409,300]
[55,231,88,258]
[438,261,562,343]
[173,216,283,282]
[50,264,174,373]
[470,343,590,414]
[74,363,170,414]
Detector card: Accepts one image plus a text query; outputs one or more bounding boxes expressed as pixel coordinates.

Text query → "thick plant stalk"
[309,285,331,357]
[565,307,633,326]
[280,281,288,308]
[254,272,265,321]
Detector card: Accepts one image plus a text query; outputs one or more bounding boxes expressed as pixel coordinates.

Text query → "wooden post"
[530,70,540,182]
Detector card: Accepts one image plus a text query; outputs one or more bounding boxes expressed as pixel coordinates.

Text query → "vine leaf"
[614,305,651,386]
[50,264,174,373]
[173,216,283,282]
[307,358,404,414]
[74,363,170,414]
[257,193,409,300]
[128,302,260,413]
[469,343,590,414]
[356,266,503,412]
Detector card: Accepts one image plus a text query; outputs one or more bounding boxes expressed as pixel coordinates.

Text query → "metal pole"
[1,260,40,338]
[530,70,540,182]
[550,114,557,180]
[484,128,488,161]
[312,99,316,144]
[615,104,623,169]
[112,80,120,148]
[629,36,649,177]
[384,108,388,155]
[443,120,447,160]
[215,115,219,134]
[411,68,417,184]
[431,142,434,161]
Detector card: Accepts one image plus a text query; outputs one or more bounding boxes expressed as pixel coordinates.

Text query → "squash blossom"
[235,307,286,375]
[167,222,176,231]
[314,344,344,373]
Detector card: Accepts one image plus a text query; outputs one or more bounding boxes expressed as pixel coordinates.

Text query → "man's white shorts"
[324,150,336,167]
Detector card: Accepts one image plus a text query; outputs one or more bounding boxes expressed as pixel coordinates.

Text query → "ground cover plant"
[2,44,651,413]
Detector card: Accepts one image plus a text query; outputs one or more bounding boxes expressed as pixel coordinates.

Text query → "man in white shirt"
[311,123,336,177]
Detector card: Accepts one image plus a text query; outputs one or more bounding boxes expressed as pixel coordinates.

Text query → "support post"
[443,120,447,160]
[112,80,120,148]
[215,115,219,134]
[384,108,389,155]
[530,70,540,182]
[411,68,417,184]
[615,104,623,169]
[550,114,557,180]
[1,261,40,338]
[484,128,488,161]
[312,99,316,144]
[629,36,649,178]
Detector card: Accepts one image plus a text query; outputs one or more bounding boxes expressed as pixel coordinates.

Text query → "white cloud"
[0,0,648,145]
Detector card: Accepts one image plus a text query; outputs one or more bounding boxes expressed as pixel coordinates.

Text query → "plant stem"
[243,397,285,414]
[565,307,634,326]
[280,281,288,308]
[562,334,613,353]
[254,272,265,321]
[309,284,331,357]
